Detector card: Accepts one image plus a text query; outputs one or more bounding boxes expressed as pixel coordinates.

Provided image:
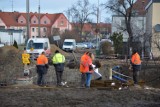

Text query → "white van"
[62,39,76,52]
[26,38,51,59]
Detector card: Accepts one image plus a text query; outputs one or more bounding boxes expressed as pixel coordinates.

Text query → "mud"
[0,46,160,107]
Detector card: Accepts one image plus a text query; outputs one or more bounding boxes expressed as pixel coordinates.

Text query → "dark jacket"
[53,63,65,72]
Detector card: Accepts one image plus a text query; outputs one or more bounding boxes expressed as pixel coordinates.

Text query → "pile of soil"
[50,44,68,56]
[0,46,24,83]
[0,44,69,84]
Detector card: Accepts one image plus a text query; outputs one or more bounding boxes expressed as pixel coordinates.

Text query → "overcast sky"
[0,0,111,22]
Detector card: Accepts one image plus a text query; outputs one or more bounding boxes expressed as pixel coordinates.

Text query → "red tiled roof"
[132,0,150,15]
[0,11,63,27]
[126,0,150,16]
[71,22,111,33]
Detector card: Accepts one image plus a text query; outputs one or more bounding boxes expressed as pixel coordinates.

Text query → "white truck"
[62,39,76,52]
[26,38,51,59]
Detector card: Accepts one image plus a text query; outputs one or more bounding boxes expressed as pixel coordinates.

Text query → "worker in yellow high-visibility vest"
[52,50,65,86]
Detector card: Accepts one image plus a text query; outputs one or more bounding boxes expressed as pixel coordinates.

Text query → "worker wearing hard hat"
[52,50,65,86]
[131,49,141,85]
[36,51,49,86]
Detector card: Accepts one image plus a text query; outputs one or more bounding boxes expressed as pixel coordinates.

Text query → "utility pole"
[141,0,145,59]
[96,0,99,51]
[38,0,41,37]
[67,8,70,30]
[26,0,30,43]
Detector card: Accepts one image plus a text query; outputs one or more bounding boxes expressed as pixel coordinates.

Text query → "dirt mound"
[50,44,68,56]
[0,46,24,83]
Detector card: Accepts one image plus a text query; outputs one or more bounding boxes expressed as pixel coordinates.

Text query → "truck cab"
[26,38,51,59]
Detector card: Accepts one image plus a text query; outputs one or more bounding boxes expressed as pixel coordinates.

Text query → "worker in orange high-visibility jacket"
[131,49,141,85]
[36,51,49,86]
[79,51,90,87]
[85,52,95,88]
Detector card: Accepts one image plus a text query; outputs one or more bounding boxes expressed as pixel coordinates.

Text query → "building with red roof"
[0,11,72,38]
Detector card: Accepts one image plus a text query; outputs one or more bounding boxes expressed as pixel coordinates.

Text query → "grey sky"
[0,0,110,22]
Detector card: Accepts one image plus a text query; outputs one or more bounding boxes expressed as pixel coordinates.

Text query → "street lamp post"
[38,0,41,37]
[96,0,100,56]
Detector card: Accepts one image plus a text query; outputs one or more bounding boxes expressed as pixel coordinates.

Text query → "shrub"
[100,41,114,55]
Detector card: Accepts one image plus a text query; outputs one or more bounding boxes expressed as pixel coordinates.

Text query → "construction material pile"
[0,46,24,84]
[50,44,68,56]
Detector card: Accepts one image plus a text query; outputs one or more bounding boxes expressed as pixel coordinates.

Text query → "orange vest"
[37,54,48,65]
[131,53,141,65]
[80,54,92,73]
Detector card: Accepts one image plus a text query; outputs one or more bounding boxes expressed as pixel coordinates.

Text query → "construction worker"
[131,49,141,85]
[44,47,51,57]
[79,52,93,88]
[36,51,49,86]
[79,51,89,87]
[85,52,94,87]
[52,50,65,86]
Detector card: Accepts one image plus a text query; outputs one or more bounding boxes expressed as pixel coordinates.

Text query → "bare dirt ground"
[0,46,160,107]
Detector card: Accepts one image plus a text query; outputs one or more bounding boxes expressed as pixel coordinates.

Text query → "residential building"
[112,0,149,57]
[0,11,72,39]
[71,22,111,41]
[112,0,148,42]
[145,0,160,57]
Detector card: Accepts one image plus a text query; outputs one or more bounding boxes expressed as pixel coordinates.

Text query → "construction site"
[0,45,160,107]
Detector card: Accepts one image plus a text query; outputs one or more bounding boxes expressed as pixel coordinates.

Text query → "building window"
[36,28,38,32]
[0,26,5,29]
[43,28,47,32]
[32,28,35,32]
[21,21,23,23]
[34,20,36,23]
[137,20,143,29]
[121,19,126,28]
[44,21,47,24]
[60,21,64,25]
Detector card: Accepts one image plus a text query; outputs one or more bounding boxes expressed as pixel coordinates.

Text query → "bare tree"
[153,33,160,51]
[68,0,94,36]
[103,0,135,47]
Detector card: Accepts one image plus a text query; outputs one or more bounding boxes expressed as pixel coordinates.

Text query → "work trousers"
[37,66,47,85]
[56,71,63,86]
[132,65,141,84]
[80,73,86,87]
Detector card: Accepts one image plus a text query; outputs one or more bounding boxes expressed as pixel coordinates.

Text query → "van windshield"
[63,42,73,46]
[27,43,43,49]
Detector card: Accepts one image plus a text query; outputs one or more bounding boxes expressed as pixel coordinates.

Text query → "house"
[112,0,150,57]
[112,0,149,42]
[0,11,72,39]
[145,0,160,57]
[71,22,111,41]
